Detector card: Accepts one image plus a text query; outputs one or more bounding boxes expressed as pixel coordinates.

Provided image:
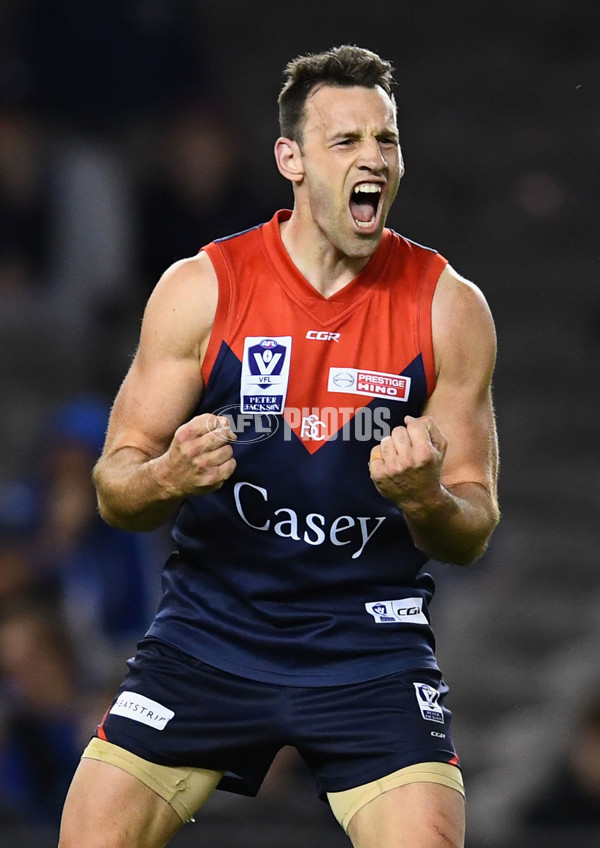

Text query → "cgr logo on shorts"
[413,682,444,724]
[109,691,175,730]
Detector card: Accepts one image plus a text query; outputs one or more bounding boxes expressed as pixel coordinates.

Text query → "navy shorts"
[97,637,459,798]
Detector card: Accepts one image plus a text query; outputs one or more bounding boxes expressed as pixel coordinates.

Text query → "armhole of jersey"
[417,253,448,397]
[200,242,234,387]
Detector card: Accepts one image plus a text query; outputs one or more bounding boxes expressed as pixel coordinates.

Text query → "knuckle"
[173,426,189,446]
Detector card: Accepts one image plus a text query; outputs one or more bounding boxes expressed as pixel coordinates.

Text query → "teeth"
[351,183,381,228]
[353,183,382,194]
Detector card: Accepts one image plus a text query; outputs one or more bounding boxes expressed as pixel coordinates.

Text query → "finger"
[211,415,237,442]
[386,426,413,464]
[185,414,237,442]
[369,444,384,464]
[404,415,446,454]
[201,441,236,468]
[370,431,409,477]
[197,455,237,493]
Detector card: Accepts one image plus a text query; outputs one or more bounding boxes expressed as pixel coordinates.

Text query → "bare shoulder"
[140,251,218,361]
[431,264,496,383]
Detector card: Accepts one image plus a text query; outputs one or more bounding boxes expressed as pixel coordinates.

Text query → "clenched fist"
[369,415,447,511]
[163,413,237,498]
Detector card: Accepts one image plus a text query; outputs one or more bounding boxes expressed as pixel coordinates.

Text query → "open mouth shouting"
[349,182,383,232]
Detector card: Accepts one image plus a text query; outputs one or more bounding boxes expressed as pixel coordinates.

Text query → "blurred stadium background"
[0,1,599,846]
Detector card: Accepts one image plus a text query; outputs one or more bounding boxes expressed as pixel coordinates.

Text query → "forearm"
[401,481,500,565]
[93,448,183,532]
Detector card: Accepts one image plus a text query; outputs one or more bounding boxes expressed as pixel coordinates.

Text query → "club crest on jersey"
[241,336,292,414]
[328,367,411,401]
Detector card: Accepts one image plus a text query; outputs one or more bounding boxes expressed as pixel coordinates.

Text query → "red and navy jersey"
[147,210,449,686]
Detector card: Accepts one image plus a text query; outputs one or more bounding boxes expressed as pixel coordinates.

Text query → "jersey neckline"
[260,210,394,317]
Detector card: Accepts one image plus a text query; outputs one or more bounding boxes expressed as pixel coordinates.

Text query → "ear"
[274,137,304,184]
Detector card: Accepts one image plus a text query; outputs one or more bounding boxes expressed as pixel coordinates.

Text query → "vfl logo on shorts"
[240,336,292,414]
[413,683,444,724]
[109,691,175,730]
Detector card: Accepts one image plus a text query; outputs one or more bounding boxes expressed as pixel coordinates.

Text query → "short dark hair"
[278,44,396,144]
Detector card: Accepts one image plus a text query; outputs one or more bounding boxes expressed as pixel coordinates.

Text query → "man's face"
[297,84,403,258]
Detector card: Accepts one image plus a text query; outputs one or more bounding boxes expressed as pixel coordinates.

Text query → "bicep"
[103,254,217,459]
[425,265,498,491]
[105,352,204,460]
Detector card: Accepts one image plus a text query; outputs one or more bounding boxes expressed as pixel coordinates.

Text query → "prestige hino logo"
[328,367,411,401]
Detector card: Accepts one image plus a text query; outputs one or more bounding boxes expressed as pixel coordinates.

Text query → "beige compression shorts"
[83,738,223,823]
[83,738,464,831]
[328,761,464,831]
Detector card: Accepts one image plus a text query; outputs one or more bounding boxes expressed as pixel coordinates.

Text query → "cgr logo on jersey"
[306,330,340,342]
[413,682,444,724]
[328,367,411,401]
[241,336,292,414]
[365,597,428,624]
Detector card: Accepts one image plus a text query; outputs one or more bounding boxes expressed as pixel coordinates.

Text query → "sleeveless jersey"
[147,210,449,686]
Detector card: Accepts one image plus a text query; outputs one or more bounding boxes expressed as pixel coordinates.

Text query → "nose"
[357,137,388,172]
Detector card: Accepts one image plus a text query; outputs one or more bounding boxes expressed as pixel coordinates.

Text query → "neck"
[279,211,374,298]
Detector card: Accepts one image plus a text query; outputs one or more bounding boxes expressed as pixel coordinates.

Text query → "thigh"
[347,781,465,848]
[58,757,184,848]
[82,737,224,824]
[296,668,459,797]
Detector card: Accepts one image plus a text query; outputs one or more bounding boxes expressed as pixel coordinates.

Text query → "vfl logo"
[241,336,292,414]
[248,339,286,385]
[413,683,444,724]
